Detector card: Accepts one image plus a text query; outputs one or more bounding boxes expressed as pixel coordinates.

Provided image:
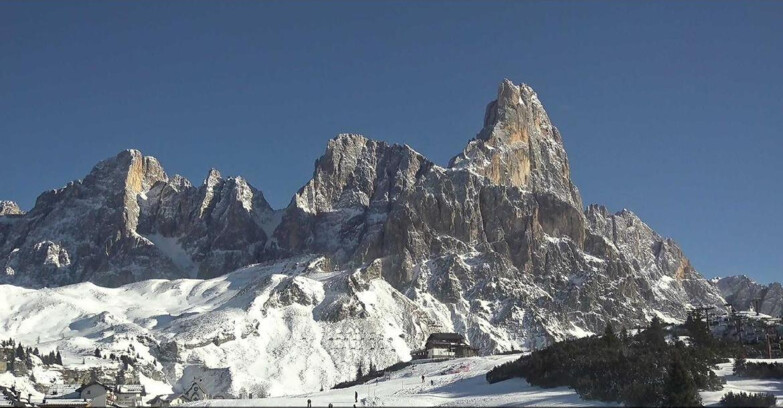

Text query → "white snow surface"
[700,359,783,407]
[0,257,434,398]
[185,354,613,407]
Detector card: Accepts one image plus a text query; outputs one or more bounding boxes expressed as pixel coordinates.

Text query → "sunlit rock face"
[450,79,582,210]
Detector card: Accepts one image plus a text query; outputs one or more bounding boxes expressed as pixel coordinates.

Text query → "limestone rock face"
[0,150,176,286]
[137,169,279,279]
[584,205,725,318]
[715,275,783,317]
[450,79,583,210]
[0,150,278,286]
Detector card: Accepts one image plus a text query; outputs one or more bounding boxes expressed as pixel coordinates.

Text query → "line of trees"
[2,338,63,368]
[734,357,783,379]
[486,316,726,406]
[720,391,777,407]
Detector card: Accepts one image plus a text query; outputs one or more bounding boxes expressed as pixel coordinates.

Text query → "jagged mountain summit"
[0,149,280,286]
[1,79,726,370]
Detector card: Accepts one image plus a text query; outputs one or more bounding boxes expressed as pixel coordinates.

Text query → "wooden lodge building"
[411,333,478,360]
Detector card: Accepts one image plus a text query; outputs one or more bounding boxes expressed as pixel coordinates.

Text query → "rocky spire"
[86,149,168,195]
[81,149,169,233]
[450,79,582,209]
[199,168,223,217]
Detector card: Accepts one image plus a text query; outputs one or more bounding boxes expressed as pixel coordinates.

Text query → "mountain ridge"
[0,80,725,364]
[0,79,739,395]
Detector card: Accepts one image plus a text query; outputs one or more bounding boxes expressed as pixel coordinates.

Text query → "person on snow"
[306,399,311,407]
[355,391,358,402]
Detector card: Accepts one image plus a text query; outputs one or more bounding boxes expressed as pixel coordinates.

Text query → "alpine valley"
[0,80,772,399]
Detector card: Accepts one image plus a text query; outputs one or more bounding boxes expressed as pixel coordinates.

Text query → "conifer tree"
[619,327,629,344]
[733,356,747,375]
[664,352,701,407]
[603,323,619,347]
[645,316,667,349]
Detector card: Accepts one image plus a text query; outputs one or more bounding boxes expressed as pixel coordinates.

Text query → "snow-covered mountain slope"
[700,358,783,407]
[185,357,783,407]
[714,275,783,317]
[0,257,432,397]
[0,79,732,397]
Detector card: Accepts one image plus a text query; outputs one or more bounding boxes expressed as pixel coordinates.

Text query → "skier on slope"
[355,390,358,402]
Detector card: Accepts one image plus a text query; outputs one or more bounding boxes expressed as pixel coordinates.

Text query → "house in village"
[1,385,36,407]
[44,382,145,408]
[147,394,187,407]
[75,382,111,407]
[411,333,479,360]
[44,385,79,400]
[113,385,145,407]
[181,380,209,402]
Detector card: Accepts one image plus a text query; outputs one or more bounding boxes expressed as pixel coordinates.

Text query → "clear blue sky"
[1,1,781,283]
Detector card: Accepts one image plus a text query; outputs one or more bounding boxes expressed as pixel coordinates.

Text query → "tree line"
[734,357,783,379]
[486,316,725,407]
[2,338,63,369]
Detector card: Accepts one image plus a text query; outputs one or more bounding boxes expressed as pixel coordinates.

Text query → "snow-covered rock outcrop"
[0,201,24,216]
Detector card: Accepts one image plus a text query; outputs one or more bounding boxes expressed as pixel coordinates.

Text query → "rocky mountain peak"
[450,79,582,209]
[292,133,429,215]
[168,174,193,190]
[0,201,23,216]
[87,149,168,195]
[204,168,223,187]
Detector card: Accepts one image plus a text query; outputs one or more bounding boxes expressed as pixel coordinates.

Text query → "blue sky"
[1,1,781,283]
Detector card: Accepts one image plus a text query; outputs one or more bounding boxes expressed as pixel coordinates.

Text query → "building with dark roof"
[412,333,478,360]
